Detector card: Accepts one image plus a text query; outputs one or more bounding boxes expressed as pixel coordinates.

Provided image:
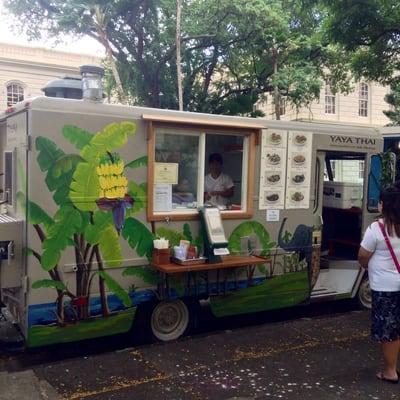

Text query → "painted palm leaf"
[81,122,136,163]
[122,218,154,261]
[62,125,94,150]
[98,271,132,307]
[41,205,82,271]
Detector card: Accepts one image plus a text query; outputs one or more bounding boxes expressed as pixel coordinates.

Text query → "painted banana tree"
[228,221,276,286]
[27,122,154,325]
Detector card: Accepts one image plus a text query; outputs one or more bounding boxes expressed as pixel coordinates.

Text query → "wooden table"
[151,255,269,300]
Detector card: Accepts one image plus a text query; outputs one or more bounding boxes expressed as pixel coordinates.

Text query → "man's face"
[210,160,222,175]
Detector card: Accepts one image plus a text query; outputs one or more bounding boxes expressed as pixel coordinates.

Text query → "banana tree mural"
[27,122,153,329]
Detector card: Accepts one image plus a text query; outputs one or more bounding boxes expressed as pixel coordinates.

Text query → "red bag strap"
[378,221,400,274]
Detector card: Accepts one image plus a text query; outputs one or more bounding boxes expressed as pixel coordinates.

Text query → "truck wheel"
[357,275,371,309]
[150,299,190,342]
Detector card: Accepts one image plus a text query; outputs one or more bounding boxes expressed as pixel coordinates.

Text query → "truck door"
[0,112,26,293]
[363,152,395,229]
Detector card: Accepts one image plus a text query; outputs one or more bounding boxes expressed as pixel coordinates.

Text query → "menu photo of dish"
[291,152,306,167]
[265,172,282,186]
[292,133,308,147]
[287,189,307,207]
[263,190,284,208]
[265,148,285,167]
[290,172,306,185]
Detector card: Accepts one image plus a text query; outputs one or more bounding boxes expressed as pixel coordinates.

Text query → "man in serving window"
[204,153,234,207]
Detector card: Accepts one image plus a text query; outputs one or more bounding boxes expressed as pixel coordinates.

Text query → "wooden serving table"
[152,255,269,300]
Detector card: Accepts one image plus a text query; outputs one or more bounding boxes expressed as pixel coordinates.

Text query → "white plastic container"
[323,181,363,209]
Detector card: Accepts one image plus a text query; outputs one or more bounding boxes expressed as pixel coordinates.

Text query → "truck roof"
[2,96,381,138]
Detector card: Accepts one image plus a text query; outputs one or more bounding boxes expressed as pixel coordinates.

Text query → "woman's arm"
[358,246,373,269]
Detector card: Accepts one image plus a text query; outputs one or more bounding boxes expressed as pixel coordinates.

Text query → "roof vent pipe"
[79,65,104,102]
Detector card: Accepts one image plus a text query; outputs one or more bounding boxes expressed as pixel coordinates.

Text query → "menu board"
[285,131,313,209]
[259,129,288,210]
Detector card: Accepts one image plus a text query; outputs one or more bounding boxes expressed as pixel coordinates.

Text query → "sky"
[0,0,105,56]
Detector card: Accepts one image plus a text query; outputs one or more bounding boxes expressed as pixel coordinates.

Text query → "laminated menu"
[259,129,288,210]
[285,131,312,209]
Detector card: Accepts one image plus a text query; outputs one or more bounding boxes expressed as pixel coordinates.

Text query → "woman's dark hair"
[380,180,400,237]
[208,153,223,165]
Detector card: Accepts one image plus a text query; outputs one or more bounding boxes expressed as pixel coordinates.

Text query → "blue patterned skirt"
[371,290,400,342]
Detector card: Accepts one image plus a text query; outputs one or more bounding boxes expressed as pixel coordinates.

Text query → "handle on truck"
[7,241,14,265]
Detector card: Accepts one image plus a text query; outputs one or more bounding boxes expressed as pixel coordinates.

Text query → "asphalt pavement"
[0,303,399,399]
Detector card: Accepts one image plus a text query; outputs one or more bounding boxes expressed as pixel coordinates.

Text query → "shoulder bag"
[378,221,400,274]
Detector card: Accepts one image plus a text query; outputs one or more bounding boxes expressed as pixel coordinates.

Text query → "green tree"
[384,82,400,126]
[6,0,348,116]
[323,0,400,85]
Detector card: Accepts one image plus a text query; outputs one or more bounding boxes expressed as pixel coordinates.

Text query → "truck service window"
[148,123,256,221]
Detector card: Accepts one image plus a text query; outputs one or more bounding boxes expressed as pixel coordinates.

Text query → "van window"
[149,124,256,220]
[367,154,381,212]
[4,151,13,205]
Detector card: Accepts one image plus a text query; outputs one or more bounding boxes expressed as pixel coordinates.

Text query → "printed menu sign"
[285,131,312,209]
[259,129,288,210]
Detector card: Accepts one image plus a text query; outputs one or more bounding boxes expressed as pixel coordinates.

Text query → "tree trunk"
[272,49,280,120]
[176,0,183,111]
[94,245,109,317]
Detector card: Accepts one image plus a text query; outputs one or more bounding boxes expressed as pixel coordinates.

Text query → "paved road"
[0,302,399,399]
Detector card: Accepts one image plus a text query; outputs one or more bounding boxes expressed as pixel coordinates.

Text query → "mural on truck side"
[24,122,155,347]
[24,121,315,347]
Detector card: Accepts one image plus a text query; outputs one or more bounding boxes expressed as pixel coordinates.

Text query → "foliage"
[36,137,79,206]
[41,205,83,271]
[62,125,94,150]
[384,82,400,126]
[122,266,159,286]
[29,121,151,328]
[379,151,396,186]
[5,0,349,115]
[228,221,276,257]
[32,279,67,291]
[122,218,154,260]
[98,271,132,307]
[125,156,148,169]
[323,0,400,85]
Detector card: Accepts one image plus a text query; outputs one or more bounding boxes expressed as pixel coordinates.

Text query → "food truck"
[0,96,384,348]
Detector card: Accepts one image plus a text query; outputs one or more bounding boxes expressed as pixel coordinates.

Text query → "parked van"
[0,97,384,348]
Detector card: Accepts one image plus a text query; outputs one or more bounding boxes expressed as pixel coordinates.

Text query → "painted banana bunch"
[95,152,134,233]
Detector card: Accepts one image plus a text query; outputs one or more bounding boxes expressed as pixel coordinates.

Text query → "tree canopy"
[323,0,400,86]
[6,0,351,115]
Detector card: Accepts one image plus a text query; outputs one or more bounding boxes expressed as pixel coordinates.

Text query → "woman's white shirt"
[360,220,400,291]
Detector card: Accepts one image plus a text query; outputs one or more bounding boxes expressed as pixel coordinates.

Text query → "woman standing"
[358,182,400,383]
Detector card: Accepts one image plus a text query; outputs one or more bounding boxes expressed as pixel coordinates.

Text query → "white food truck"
[0,93,386,349]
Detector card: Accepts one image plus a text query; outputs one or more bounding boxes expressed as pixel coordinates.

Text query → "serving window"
[147,121,257,221]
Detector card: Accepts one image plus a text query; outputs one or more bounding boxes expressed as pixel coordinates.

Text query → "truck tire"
[150,299,190,342]
[357,275,372,309]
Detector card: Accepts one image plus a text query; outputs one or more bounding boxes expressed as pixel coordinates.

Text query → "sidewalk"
[0,370,60,400]
[23,308,397,399]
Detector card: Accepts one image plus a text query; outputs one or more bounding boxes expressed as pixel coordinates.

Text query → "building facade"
[261,80,391,127]
[0,42,101,110]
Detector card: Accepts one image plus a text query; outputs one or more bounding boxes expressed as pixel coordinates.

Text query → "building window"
[359,83,368,117]
[6,83,24,106]
[359,160,365,179]
[325,80,336,114]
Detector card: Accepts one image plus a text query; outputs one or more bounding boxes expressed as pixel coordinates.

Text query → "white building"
[0,42,102,110]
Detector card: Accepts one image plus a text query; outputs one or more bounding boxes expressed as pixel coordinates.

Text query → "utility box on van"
[323,181,363,209]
